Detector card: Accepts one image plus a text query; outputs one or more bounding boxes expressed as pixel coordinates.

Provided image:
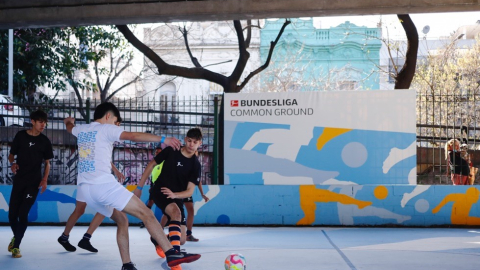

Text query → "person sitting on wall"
[445,139,470,185]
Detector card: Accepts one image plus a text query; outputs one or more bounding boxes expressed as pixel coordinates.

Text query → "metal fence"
[416,90,480,184]
[2,91,480,185]
[0,95,220,186]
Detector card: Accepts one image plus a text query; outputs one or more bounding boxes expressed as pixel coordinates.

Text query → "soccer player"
[159,179,210,241]
[139,145,163,229]
[8,110,54,258]
[135,127,203,259]
[64,102,200,270]
[58,120,125,253]
[183,181,209,242]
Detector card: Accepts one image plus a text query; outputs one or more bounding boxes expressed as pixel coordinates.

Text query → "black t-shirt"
[152,147,200,193]
[449,151,470,176]
[10,130,54,184]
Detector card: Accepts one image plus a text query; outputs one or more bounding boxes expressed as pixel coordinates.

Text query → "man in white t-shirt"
[63,102,201,270]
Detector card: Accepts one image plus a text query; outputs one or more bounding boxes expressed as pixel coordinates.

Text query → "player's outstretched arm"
[64,117,75,134]
[111,162,126,183]
[161,182,196,199]
[198,182,209,202]
[120,132,181,150]
[134,159,157,198]
[39,159,51,194]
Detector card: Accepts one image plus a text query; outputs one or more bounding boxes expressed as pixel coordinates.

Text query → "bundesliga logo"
[231,99,298,108]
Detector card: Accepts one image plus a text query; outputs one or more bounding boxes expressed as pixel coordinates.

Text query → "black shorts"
[183,196,193,203]
[151,188,186,225]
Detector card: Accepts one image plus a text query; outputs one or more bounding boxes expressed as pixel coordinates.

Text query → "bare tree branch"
[116,25,226,87]
[180,25,202,68]
[106,76,140,101]
[239,19,291,91]
[245,20,252,49]
[229,20,251,91]
[94,59,103,93]
[66,73,87,120]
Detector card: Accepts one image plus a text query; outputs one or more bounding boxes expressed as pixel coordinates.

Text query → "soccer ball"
[224,253,247,270]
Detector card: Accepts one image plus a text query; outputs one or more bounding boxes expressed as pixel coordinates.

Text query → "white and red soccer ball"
[224,253,247,270]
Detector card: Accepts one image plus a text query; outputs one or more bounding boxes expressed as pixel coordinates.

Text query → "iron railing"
[0,95,220,185]
[416,90,480,184]
[2,91,480,185]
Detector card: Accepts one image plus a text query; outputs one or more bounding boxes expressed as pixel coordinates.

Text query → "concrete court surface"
[1,226,480,270]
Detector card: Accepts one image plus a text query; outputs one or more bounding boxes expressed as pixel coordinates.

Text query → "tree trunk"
[395,14,419,90]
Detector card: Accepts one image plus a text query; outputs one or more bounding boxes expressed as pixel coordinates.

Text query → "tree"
[1,26,143,119]
[0,28,67,100]
[116,20,290,93]
[58,26,143,119]
[413,36,480,145]
[117,20,290,184]
[385,14,419,90]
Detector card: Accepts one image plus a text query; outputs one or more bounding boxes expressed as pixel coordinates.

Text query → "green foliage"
[0,26,132,104]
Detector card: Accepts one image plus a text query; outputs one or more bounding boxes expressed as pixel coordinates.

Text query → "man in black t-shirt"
[7,110,54,258]
[135,128,202,260]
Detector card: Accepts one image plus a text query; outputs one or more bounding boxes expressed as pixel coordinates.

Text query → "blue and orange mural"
[1,184,480,226]
[224,91,417,185]
[1,91,479,227]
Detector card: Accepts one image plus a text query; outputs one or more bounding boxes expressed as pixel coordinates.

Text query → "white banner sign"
[224,91,416,185]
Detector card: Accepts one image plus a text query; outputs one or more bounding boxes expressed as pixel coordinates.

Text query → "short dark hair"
[30,110,48,122]
[186,127,202,141]
[94,102,121,121]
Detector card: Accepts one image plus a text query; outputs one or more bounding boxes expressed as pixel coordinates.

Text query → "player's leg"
[122,195,201,267]
[7,184,23,253]
[139,198,154,228]
[160,213,169,228]
[178,200,187,245]
[58,201,87,252]
[109,209,133,266]
[164,202,183,251]
[10,185,40,257]
[184,201,198,242]
[139,187,154,228]
[78,212,105,252]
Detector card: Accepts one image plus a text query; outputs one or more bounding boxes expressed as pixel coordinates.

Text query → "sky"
[313,12,480,40]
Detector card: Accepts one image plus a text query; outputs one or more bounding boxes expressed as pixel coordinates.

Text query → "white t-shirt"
[72,122,124,185]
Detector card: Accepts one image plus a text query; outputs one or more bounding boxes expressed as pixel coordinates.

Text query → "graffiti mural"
[1,141,213,186]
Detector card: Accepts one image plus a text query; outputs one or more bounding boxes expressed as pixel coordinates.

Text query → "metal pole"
[86,98,91,124]
[212,96,218,185]
[8,29,13,98]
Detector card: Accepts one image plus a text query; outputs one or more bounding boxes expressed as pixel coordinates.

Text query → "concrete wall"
[1,184,479,226]
[2,0,480,29]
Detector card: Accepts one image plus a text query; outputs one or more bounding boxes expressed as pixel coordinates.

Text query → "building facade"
[260,19,382,92]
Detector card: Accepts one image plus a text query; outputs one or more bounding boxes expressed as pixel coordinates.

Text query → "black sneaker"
[166,250,201,267]
[58,237,76,252]
[186,234,199,242]
[121,262,137,270]
[78,238,98,253]
[150,236,158,246]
